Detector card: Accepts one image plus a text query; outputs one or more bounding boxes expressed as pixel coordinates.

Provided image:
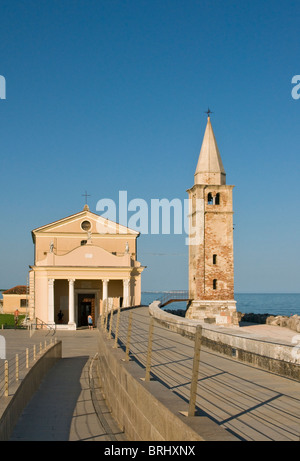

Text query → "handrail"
[158,290,189,307]
[0,336,57,399]
[29,318,56,336]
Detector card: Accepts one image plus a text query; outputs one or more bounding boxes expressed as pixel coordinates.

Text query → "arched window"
[207,193,213,205]
[213,279,217,290]
[213,254,217,265]
[215,193,220,205]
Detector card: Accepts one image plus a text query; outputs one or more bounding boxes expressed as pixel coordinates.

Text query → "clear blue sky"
[0,0,299,293]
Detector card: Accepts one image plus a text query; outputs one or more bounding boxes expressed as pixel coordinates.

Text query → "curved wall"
[0,341,62,441]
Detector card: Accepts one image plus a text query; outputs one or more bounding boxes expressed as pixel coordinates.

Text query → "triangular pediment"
[32,209,139,240]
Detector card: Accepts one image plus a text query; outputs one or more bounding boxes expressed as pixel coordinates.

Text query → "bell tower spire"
[194,112,226,186]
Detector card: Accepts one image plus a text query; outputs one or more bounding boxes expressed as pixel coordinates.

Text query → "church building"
[186,113,238,325]
[28,204,145,329]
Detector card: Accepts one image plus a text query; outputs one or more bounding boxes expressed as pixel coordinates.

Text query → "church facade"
[186,114,238,325]
[28,205,145,330]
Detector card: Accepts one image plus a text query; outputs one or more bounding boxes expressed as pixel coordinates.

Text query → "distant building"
[28,205,145,330]
[186,114,238,325]
[2,285,28,314]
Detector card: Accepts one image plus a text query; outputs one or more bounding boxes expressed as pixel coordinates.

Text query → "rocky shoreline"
[239,312,300,332]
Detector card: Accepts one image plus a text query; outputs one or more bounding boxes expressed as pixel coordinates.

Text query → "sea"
[141,292,300,317]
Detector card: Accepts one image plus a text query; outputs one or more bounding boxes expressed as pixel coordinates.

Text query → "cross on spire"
[205,108,213,118]
[82,190,91,205]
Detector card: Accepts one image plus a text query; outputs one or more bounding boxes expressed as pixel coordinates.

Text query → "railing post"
[188,325,202,416]
[26,348,29,368]
[33,344,36,361]
[4,360,8,396]
[101,301,106,329]
[125,311,133,362]
[104,305,108,332]
[144,317,155,382]
[16,354,19,381]
[108,308,114,339]
[113,306,121,348]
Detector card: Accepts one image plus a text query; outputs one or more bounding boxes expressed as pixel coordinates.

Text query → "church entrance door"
[78,294,95,327]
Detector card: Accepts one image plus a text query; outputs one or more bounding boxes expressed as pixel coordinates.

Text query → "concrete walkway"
[6,330,126,441]
[114,307,300,441]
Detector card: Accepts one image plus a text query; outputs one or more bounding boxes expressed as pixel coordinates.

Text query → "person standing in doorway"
[87,314,93,330]
[57,310,64,324]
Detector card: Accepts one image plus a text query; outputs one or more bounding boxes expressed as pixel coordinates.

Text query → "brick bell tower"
[186,112,239,325]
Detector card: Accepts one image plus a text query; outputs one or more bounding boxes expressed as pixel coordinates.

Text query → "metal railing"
[158,290,189,307]
[0,337,57,398]
[100,306,202,416]
[29,318,56,336]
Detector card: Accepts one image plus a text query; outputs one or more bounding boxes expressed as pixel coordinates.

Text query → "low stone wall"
[149,302,300,380]
[0,341,62,441]
[96,326,236,441]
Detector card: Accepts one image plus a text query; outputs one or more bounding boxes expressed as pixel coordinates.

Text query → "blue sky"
[0,0,299,293]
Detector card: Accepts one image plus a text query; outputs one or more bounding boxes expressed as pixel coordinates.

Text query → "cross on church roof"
[82,191,91,209]
[82,191,91,204]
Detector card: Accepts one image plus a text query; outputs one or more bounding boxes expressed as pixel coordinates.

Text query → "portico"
[29,206,145,330]
[45,276,135,329]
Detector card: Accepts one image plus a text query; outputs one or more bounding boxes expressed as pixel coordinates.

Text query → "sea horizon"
[141,292,300,316]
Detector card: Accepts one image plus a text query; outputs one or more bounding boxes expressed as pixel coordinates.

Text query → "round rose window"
[81,220,91,231]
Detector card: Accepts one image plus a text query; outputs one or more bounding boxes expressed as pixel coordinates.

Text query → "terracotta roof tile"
[3,285,27,295]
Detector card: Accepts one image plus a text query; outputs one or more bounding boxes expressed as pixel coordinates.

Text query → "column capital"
[48,278,55,284]
[68,278,75,284]
[102,278,109,284]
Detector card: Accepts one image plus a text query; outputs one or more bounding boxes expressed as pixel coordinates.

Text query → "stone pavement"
[5,329,126,441]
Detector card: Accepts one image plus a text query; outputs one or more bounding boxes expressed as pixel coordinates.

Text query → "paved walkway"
[2,308,300,441]
[5,329,126,441]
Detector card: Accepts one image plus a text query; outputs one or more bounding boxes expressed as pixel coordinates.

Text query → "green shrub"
[0,314,26,328]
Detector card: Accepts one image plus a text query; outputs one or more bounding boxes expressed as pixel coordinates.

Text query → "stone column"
[123,278,131,307]
[48,278,55,326]
[68,279,76,329]
[102,279,109,312]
